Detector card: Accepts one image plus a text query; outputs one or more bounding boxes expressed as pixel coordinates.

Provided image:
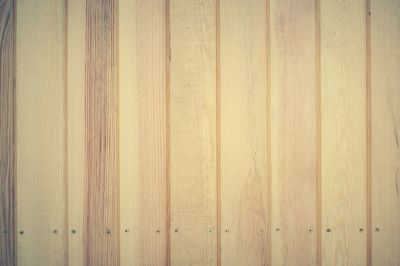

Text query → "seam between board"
[216,0,221,264]
[63,0,69,265]
[266,0,272,265]
[165,0,171,264]
[316,0,322,265]
[366,0,372,264]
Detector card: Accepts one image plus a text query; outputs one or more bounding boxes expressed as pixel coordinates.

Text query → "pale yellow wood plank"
[16,0,66,265]
[270,0,318,265]
[67,0,85,265]
[220,0,268,265]
[371,0,400,265]
[119,0,168,265]
[119,0,139,264]
[170,0,217,265]
[321,0,367,265]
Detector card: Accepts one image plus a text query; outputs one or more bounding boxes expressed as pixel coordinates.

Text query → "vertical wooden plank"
[119,0,138,264]
[220,0,268,265]
[68,0,85,265]
[321,0,367,265]
[0,0,15,265]
[16,0,66,265]
[371,0,400,264]
[119,0,168,265]
[85,0,119,265]
[170,0,217,265]
[270,0,318,265]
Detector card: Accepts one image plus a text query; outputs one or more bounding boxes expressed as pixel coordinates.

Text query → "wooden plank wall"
[0,0,399,265]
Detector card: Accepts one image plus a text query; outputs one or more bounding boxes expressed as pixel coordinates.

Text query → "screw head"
[71,229,76,234]
[308,229,313,233]
[156,230,160,233]
[275,228,280,232]
[53,230,58,234]
[359,228,364,233]
[174,229,178,232]
[257,228,263,234]
[225,229,229,233]
[375,227,380,232]
[19,230,24,235]
[326,228,331,232]
[124,229,129,233]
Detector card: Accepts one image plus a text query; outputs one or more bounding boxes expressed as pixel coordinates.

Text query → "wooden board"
[170,0,217,264]
[371,0,400,264]
[220,0,268,265]
[119,0,168,265]
[16,0,67,265]
[67,0,85,265]
[84,0,119,265]
[0,0,15,265]
[270,0,318,264]
[321,0,367,265]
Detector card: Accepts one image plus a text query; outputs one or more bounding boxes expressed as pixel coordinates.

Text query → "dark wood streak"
[85,0,119,265]
[0,0,15,265]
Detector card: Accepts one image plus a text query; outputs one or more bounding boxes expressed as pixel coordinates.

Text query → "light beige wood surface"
[119,0,168,265]
[170,0,217,265]
[321,0,367,265]
[119,0,139,265]
[1,0,400,265]
[67,0,85,265]
[270,0,318,265]
[371,0,400,265]
[220,0,268,265]
[16,0,67,265]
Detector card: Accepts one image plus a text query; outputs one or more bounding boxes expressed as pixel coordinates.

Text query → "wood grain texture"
[16,0,66,265]
[119,0,168,265]
[321,0,367,265]
[0,0,15,265]
[371,0,400,264]
[220,0,268,265]
[270,0,318,265]
[68,0,85,265]
[170,0,217,264]
[84,0,119,265]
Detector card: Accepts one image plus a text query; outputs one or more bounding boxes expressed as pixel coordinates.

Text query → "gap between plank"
[165,0,171,264]
[266,0,272,265]
[63,0,69,265]
[315,0,322,265]
[366,0,372,264]
[216,0,221,264]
